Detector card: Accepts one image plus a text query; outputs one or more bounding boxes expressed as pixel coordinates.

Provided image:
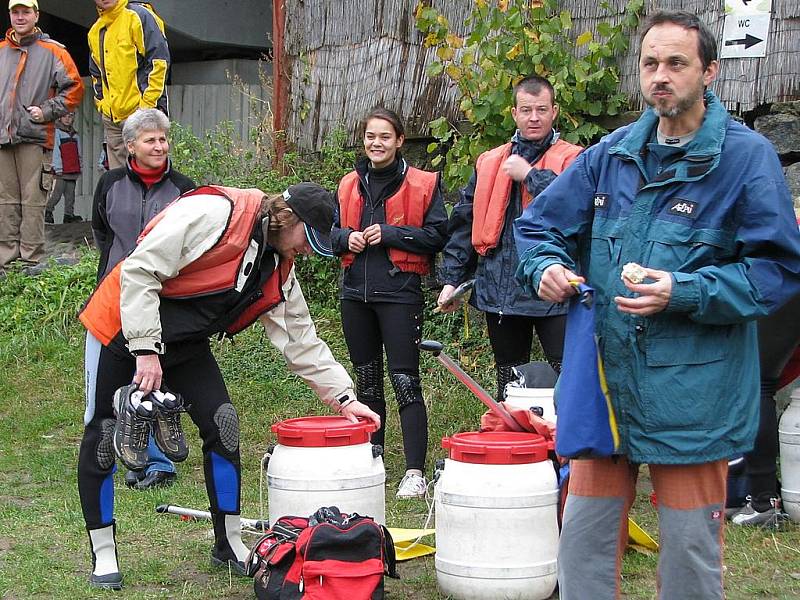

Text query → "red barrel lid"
[271,416,377,447]
[441,431,548,464]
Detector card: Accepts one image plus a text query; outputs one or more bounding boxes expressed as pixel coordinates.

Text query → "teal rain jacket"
[514,91,800,464]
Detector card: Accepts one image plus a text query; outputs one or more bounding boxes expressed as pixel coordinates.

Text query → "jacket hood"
[96,0,128,24]
[5,27,44,46]
[610,90,729,162]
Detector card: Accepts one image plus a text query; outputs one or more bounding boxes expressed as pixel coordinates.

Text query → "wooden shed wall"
[570,0,800,113]
[282,0,800,151]
[283,0,471,149]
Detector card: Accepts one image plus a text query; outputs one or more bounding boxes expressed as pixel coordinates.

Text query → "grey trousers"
[46,176,77,217]
[558,457,727,600]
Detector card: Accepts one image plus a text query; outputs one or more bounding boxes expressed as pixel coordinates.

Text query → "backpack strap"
[380,525,399,579]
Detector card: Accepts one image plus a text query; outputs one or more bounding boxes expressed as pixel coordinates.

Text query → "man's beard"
[644,80,704,118]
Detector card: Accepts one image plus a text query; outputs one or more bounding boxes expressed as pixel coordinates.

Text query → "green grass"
[1,263,799,599]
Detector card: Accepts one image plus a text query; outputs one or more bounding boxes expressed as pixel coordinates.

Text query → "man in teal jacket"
[515,10,800,600]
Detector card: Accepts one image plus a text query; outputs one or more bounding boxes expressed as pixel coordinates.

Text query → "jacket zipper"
[360,173,373,303]
[140,187,149,231]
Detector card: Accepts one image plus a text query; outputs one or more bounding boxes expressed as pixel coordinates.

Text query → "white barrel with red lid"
[435,431,559,600]
[267,416,385,524]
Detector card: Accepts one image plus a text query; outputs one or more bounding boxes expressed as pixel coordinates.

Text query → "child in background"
[45,112,82,223]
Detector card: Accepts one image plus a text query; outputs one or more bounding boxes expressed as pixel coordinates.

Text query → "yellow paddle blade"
[395,540,436,561]
[628,517,659,553]
[387,527,435,544]
[387,528,437,561]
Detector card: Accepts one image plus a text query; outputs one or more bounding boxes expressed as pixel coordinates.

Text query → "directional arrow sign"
[724,33,763,49]
[721,13,770,58]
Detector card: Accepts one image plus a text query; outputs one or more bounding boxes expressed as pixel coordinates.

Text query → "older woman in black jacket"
[88,108,195,490]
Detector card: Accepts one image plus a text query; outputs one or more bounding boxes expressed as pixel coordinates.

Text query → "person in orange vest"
[437,75,582,400]
[331,107,448,499]
[77,183,380,589]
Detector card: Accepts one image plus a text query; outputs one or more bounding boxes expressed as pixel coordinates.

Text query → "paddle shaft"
[433,351,525,432]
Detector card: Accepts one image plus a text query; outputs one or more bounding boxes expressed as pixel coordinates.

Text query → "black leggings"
[340,300,427,472]
[744,292,800,497]
[78,335,241,528]
[485,312,567,369]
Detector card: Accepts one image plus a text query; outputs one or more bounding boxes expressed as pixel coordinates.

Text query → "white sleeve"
[120,194,231,353]
[258,264,355,409]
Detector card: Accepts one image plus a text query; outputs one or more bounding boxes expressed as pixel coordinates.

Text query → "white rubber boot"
[88,523,122,590]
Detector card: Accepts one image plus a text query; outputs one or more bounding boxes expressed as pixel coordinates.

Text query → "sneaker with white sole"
[730,494,783,528]
[112,384,155,471]
[396,472,427,499]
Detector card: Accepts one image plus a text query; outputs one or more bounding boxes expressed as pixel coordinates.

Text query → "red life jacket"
[471,138,582,255]
[337,166,439,275]
[59,136,81,174]
[79,186,292,346]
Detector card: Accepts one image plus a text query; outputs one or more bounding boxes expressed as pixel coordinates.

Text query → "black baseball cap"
[282,182,335,257]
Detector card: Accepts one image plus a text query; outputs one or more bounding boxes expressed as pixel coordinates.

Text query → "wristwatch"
[337,394,356,411]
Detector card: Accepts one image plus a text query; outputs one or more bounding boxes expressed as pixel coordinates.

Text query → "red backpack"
[247,507,397,600]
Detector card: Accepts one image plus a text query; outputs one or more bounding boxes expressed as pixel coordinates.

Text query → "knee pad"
[214,403,240,453]
[355,359,384,403]
[96,418,116,471]
[389,373,423,409]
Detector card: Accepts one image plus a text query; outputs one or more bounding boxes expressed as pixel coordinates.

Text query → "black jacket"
[91,158,194,281]
[331,156,448,304]
[439,132,568,317]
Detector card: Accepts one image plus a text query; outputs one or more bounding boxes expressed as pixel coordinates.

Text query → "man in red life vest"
[437,75,582,399]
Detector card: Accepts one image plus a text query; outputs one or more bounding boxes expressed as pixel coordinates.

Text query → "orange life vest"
[471,138,582,255]
[79,186,292,346]
[338,166,439,275]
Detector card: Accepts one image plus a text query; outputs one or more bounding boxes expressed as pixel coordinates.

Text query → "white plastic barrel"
[267,416,385,524]
[435,431,559,600]
[779,388,800,522]
[504,387,557,423]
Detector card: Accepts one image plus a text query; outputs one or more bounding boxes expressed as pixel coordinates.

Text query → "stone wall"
[753,101,800,216]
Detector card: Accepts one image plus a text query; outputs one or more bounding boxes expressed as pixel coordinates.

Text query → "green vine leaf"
[415,0,642,189]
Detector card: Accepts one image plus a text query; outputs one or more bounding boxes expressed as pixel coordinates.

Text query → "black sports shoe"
[211,546,248,576]
[112,384,155,471]
[90,571,123,590]
[150,389,189,462]
[63,214,83,223]
[134,470,176,491]
[124,469,143,489]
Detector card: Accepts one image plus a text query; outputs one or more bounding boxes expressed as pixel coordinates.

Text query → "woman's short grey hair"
[122,108,171,146]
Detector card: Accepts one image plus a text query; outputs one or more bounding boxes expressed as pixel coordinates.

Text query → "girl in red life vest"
[45,112,82,223]
[330,107,448,499]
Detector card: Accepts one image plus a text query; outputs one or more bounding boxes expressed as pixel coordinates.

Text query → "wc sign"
[721,0,771,59]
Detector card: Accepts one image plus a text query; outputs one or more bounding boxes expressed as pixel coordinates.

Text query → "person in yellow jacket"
[88,0,169,169]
